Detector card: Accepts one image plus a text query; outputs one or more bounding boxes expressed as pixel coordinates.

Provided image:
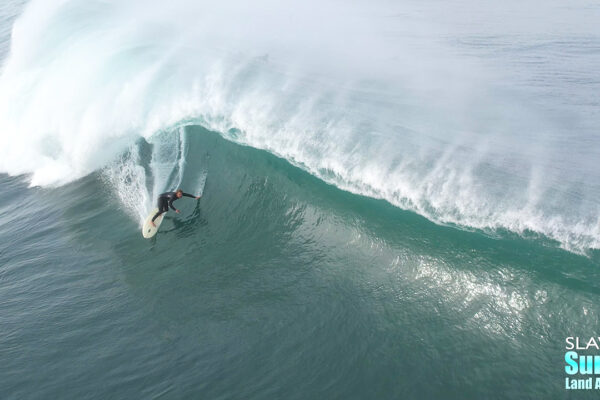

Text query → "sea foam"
[0,0,598,252]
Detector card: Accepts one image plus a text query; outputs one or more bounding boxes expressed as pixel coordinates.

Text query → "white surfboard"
[142,208,165,238]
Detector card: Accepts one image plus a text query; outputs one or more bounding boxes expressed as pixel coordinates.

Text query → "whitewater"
[0,0,599,253]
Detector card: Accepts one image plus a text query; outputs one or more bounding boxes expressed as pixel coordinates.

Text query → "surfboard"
[142,208,164,238]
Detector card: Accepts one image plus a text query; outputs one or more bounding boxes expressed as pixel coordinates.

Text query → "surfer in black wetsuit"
[151,189,201,227]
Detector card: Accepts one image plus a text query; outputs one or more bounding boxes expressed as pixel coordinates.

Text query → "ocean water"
[1,1,599,399]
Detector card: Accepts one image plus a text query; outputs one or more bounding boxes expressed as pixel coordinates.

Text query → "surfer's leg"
[151,210,163,223]
[152,198,168,222]
[160,201,169,213]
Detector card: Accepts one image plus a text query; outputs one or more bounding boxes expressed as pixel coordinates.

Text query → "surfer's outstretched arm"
[168,198,178,212]
[182,192,201,199]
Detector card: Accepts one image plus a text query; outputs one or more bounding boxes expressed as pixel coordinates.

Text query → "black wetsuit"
[152,191,195,222]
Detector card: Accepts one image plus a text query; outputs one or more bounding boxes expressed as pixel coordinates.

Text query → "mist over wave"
[0,0,599,252]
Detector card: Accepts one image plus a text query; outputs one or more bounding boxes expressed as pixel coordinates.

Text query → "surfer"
[151,189,201,227]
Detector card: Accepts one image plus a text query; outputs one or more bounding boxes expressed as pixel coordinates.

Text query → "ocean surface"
[1,0,599,399]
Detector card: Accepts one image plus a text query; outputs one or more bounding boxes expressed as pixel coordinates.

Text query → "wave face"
[0,0,599,252]
[4,127,600,400]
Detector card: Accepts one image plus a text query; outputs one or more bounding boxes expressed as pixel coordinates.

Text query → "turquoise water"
[1,1,600,399]
[3,129,600,399]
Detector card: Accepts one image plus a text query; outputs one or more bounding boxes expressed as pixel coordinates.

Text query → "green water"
[2,128,599,399]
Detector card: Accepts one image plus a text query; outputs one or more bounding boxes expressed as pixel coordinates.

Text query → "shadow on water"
[157,200,208,238]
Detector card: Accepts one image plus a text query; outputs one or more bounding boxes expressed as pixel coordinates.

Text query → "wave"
[0,0,599,253]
